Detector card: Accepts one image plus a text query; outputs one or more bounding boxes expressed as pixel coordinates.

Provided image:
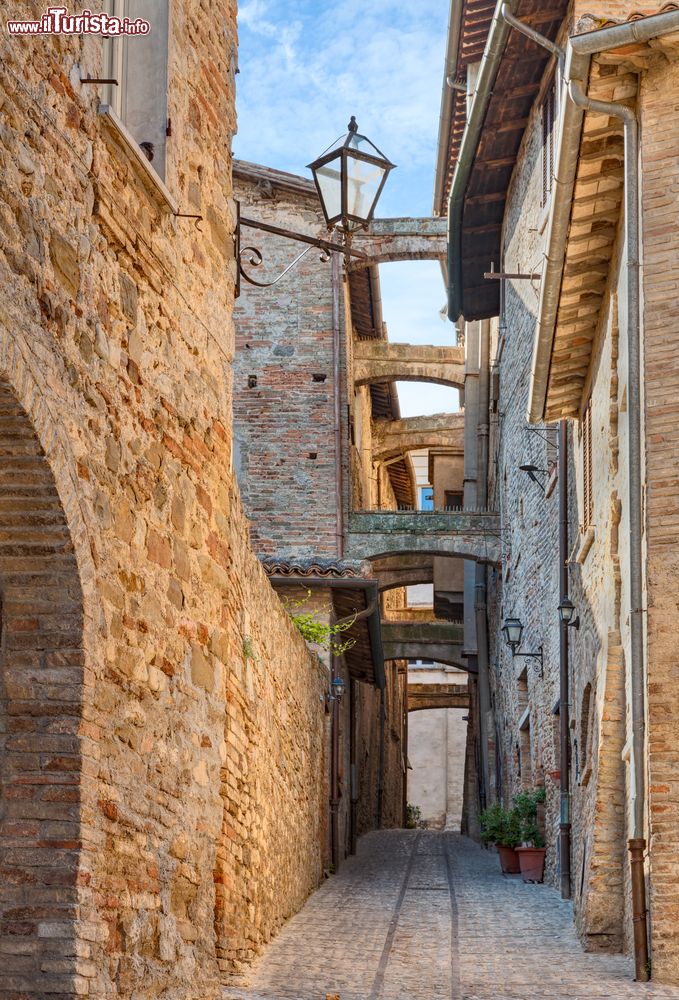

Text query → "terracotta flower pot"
[497,845,521,874]
[517,846,546,883]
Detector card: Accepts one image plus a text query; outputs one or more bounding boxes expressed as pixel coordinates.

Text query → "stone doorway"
[0,378,85,997]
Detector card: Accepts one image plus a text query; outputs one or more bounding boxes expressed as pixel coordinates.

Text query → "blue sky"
[235,0,458,417]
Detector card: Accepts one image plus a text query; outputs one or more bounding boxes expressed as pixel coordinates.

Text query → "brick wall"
[640,54,679,984]
[233,171,345,560]
[0,8,327,997]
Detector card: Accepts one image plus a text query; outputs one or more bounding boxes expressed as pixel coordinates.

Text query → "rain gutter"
[332,251,344,557]
[447,0,513,322]
[529,8,679,422]
[433,0,465,216]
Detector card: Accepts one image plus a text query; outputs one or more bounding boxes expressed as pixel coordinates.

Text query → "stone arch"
[385,652,471,672]
[354,370,464,390]
[360,543,500,565]
[372,554,434,592]
[346,512,502,566]
[371,412,464,464]
[0,359,94,998]
[353,342,465,390]
[379,571,433,592]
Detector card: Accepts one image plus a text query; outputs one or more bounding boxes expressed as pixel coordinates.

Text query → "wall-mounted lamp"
[330,676,346,702]
[502,616,544,676]
[518,464,549,491]
[558,598,580,630]
[236,117,395,295]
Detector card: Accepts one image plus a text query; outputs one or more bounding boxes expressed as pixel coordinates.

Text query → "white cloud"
[236,0,457,420]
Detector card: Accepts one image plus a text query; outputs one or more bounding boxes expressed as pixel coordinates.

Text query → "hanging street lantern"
[558,598,580,630]
[236,116,395,294]
[308,116,395,236]
[502,617,524,652]
[330,675,346,701]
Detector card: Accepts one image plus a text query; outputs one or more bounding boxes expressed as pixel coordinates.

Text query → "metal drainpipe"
[500,3,563,68]
[377,684,386,829]
[475,318,492,807]
[558,419,572,900]
[349,677,358,855]
[331,250,344,558]
[402,676,409,827]
[330,667,341,872]
[566,80,647,979]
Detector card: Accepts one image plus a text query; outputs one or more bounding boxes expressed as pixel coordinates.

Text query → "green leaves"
[283,590,357,655]
[480,786,546,849]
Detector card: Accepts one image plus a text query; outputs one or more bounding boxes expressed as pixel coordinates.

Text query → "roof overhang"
[444,0,569,322]
[529,8,679,422]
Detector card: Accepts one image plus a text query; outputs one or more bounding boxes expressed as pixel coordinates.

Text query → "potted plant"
[513,787,547,882]
[479,801,522,874]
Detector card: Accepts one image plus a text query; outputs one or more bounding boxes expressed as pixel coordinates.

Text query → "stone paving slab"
[224,830,679,1000]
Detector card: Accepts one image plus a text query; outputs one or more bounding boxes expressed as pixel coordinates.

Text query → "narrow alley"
[227,831,679,1000]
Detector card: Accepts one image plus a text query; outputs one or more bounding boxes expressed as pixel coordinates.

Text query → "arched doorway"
[0,377,85,996]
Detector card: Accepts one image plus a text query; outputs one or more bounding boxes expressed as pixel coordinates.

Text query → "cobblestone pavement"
[225,830,679,1000]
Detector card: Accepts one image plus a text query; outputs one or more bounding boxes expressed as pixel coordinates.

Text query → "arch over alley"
[407,683,470,712]
[381,621,467,671]
[374,553,434,592]
[353,341,464,389]
[346,510,501,565]
[372,412,464,463]
[347,216,448,268]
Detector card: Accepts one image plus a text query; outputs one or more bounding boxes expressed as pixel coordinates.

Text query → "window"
[541,79,557,208]
[444,490,463,510]
[103,0,170,179]
[581,398,593,529]
[579,683,594,786]
[419,487,434,511]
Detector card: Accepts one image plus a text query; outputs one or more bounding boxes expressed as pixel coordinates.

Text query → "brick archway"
[0,378,86,997]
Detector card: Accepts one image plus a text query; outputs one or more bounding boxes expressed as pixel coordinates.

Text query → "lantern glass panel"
[345,152,388,224]
[502,618,523,647]
[558,599,575,624]
[314,156,342,222]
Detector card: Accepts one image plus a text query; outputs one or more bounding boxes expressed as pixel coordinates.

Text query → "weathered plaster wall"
[0,12,327,997]
[407,666,468,830]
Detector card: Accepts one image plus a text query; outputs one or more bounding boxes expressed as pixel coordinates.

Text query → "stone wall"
[0,11,327,997]
[488,20,679,977]
[487,87,563,887]
[488,59,628,928]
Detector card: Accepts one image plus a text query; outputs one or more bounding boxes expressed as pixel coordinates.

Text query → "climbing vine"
[283,590,357,656]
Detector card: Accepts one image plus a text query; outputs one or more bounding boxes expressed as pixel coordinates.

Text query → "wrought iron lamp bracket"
[234,203,367,297]
[512,644,544,677]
